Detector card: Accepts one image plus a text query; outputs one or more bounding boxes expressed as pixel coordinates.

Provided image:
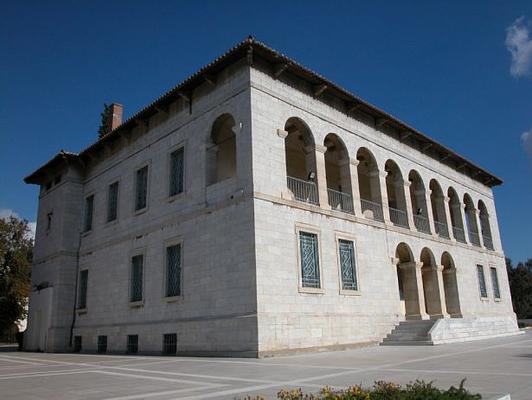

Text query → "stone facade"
[23,39,518,356]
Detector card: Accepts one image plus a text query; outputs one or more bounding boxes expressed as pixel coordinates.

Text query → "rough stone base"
[429,316,522,344]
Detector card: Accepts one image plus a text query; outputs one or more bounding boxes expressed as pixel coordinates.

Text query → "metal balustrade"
[483,235,494,250]
[287,176,318,205]
[434,220,450,239]
[327,189,354,213]
[361,198,384,222]
[468,230,481,247]
[452,226,466,243]
[389,207,409,228]
[414,214,430,233]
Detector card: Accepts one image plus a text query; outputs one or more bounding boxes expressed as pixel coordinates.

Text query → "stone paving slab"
[0,330,530,400]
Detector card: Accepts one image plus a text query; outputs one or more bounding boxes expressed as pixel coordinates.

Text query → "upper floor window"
[338,239,358,291]
[298,231,321,289]
[166,244,182,297]
[477,264,488,299]
[130,255,144,303]
[169,148,184,197]
[207,114,236,185]
[83,195,94,232]
[78,269,88,309]
[490,267,501,300]
[107,181,119,222]
[135,166,148,211]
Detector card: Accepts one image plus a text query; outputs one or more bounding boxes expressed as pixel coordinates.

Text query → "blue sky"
[1,1,531,262]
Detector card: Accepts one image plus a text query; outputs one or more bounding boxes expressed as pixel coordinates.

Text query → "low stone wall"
[429,316,522,344]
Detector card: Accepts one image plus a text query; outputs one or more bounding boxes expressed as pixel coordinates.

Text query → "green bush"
[241,379,481,400]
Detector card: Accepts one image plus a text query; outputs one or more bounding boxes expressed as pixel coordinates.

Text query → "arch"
[429,179,449,239]
[394,243,421,319]
[441,252,462,317]
[420,247,444,318]
[284,117,319,204]
[395,242,414,263]
[463,194,480,246]
[478,200,494,250]
[324,133,353,212]
[408,170,430,233]
[356,147,383,221]
[207,113,236,185]
[447,187,466,243]
[385,160,408,227]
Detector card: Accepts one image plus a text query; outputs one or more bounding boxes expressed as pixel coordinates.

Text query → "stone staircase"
[381,320,436,345]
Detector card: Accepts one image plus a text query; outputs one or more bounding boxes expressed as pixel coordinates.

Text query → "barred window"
[135,166,148,211]
[83,195,94,232]
[490,267,501,299]
[477,265,488,298]
[107,181,119,222]
[169,148,184,197]
[163,333,177,355]
[78,270,88,309]
[127,335,138,354]
[73,336,82,352]
[97,336,107,353]
[166,244,181,297]
[299,231,320,288]
[130,255,143,302]
[338,239,358,291]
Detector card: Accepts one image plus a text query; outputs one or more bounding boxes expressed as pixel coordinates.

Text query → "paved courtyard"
[0,330,530,400]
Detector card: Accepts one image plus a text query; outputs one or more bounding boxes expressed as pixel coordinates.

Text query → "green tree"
[506,257,532,319]
[0,216,32,333]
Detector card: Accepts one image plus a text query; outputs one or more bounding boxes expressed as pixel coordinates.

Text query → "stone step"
[380,320,436,346]
[381,340,434,346]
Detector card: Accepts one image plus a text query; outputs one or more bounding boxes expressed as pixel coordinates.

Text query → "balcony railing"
[468,229,481,247]
[483,234,494,250]
[434,220,450,239]
[452,226,466,243]
[361,198,384,222]
[327,188,354,214]
[287,176,318,205]
[389,207,409,228]
[414,214,430,233]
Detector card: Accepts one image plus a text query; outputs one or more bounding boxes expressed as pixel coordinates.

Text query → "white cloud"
[506,17,532,77]
[0,208,36,240]
[522,129,532,157]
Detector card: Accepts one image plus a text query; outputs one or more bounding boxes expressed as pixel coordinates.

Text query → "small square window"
[97,336,107,353]
[163,333,177,355]
[127,335,138,354]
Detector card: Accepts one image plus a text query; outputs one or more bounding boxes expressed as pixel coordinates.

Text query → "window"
[166,244,182,297]
[78,270,88,309]
[107,181,119,222]
[127,335,138,354]
[135,166,148,211]
[338,239,358,291]
[163,333,177,355]
[130,255,144,302]
[299,231,320,289]
[477,265,488,298]
[46,211,53,232]
[169,148,184,197]
[73,336,82,352]
[83,195,94,232]
[97,336,107,353]
[490,267,501,299]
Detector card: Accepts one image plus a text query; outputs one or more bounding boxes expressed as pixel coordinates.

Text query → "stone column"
[436,265,450,318]
[474,209,485,248]
[398,261,429,320]
[460,204,471,245]
[277,129,292,200]
[312,144,330,209]
[339,158,362,216]
[443,196,455,241]
[377,170,391,224]
[403,180,416,230]
[414,262,430,320]
[425,189,437,236]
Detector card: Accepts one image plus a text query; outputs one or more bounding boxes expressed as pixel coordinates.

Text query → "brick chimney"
[108,103,123,131]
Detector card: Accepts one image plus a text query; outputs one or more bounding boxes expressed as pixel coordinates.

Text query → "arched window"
[356,148,383,221]
[429,179,449,239]
[478,201,494,250]
[447,188,466,243]
[324,133,353,213]
[285,118,318,205]
[409,170,430,233]
[385,160,408,228]
[464,194,480,246]
[207,114,236,185]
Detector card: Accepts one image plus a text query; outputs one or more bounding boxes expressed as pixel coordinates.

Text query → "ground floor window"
[127,335,138,354]
[477,265,488,298]
[166,244,181,297]
[490,267,501,299]
[338,239,358,291]
[299,231,320,289]
[97,336,107,353]
[163,333,177,355]
[130,255,144,302]
[73,336,82,352]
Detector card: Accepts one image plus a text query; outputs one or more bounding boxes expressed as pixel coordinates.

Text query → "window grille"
[166,244,181,297]
[97,336,107,353]
[339,239,357,291]
[127,335,138,354]
[163,333,177,355]
[477,265,488,298]
[73,336,82,352]
[130,255,143,302]
[107,181,119,222]
[135,166,148,211]
[78,270,88,309]
[169,148,184,196]
[490,267,500,299]
[84,195,94,232]
[299,231,320,288]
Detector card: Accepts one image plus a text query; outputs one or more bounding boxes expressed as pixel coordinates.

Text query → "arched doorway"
[207,114,236,185]
[385,160,408,228]
[420,248,444,319]
[408,170,430,233]
[478,200,494,250]
[356,148,383,221]
[464,194,480,246]
[441,252,461,318]
[429,179,449,239]
[324,133,353,213]
[395,243,425,319]
[448,187,466,243]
